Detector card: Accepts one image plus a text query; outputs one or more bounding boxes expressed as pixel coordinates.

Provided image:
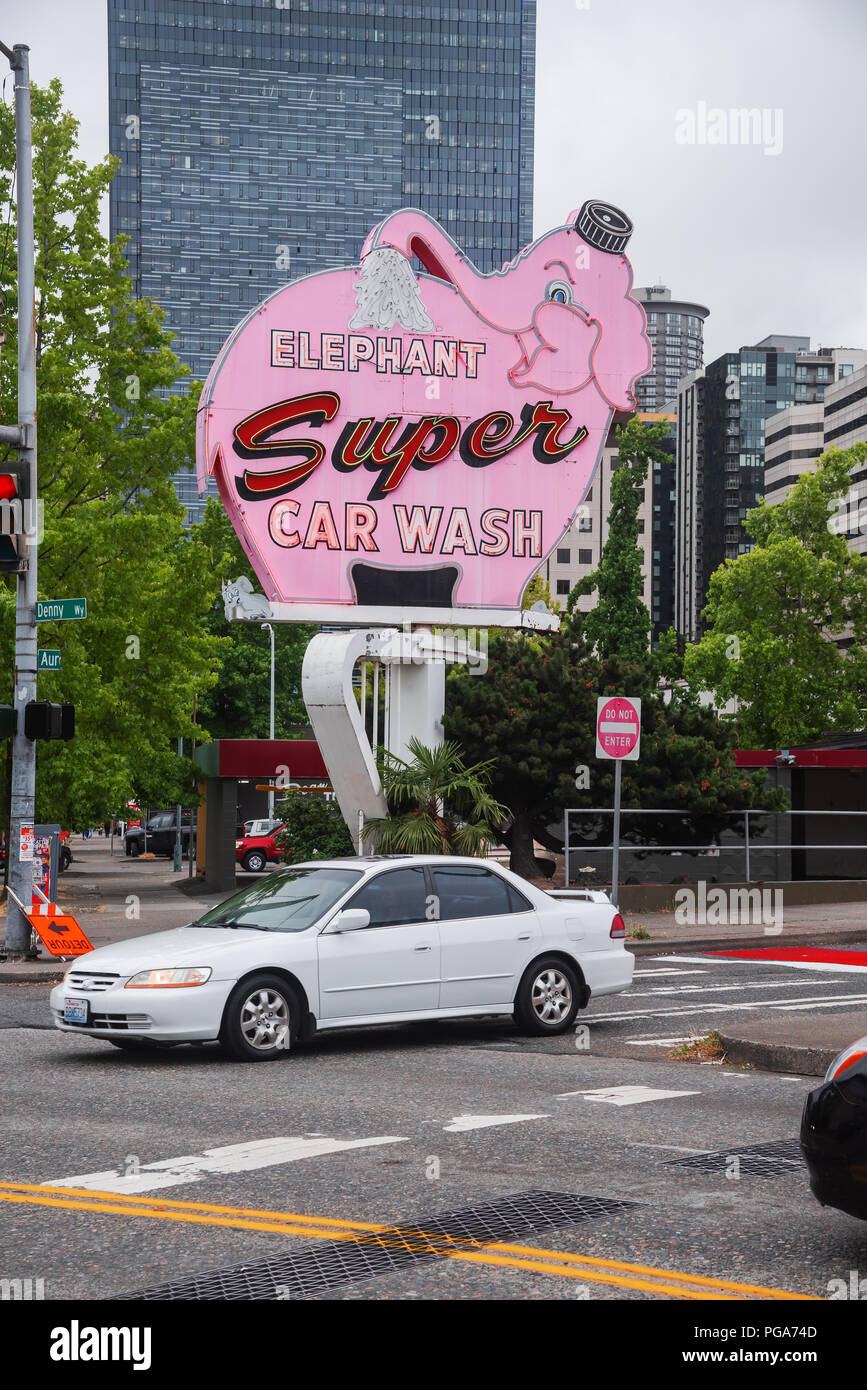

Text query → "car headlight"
[125,967,212,989]
[824,1039,867,1084]
[235,840,244,848]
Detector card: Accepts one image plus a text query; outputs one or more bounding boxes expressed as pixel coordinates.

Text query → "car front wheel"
[219,973,297,1062]
[242,850,267,873]
[514,957,582,1036]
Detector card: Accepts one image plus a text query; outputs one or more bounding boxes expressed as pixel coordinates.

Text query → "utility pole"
[0,42,37,957]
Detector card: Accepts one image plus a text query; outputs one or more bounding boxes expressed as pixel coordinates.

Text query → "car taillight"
[827,1049,867,1083]
[610,912,626,939]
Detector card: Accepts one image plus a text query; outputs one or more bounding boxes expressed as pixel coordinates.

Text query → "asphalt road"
[1,951,866,1303]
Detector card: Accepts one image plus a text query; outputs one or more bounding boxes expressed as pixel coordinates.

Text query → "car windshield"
[191,866,362,933]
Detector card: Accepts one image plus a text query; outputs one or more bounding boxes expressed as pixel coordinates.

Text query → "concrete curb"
[628,926,867,954]
[717,1034,838,1078]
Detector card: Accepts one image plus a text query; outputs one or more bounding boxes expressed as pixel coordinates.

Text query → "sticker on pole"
[19,824,34,862]
[595,695,641,762]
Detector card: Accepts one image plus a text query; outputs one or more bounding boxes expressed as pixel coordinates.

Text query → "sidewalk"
[623,900,866,955]
[0,836,227,982]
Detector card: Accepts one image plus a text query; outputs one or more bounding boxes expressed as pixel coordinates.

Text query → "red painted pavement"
[710,947,867,966]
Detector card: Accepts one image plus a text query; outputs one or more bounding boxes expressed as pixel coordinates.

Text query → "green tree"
[0,81,223,826]
[445,607,782,878]
[366,736,508,855]
[521,573,560,613]
[276,789,354,863]
[194,499,312,739]
[684,444,867,746]
[576,415,670,661]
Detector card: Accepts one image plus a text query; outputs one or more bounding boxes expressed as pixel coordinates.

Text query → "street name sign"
[35,599,86,623]
[38,650,61,671]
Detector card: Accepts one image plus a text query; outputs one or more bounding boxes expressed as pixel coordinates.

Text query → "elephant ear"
[589,289,652,411]
[350,247,435,333]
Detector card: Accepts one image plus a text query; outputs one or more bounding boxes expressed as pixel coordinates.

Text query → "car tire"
[129,841,141,858]
[242,850,267,873]
[59,848,72,872]
[513,956,582,1036]
[219,973,298,1063]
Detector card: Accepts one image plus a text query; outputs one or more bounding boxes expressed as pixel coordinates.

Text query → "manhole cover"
[664,1137,803,1177]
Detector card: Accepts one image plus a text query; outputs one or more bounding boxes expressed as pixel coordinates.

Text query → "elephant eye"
[546,279,573,304]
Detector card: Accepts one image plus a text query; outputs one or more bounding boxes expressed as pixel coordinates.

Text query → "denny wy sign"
[197,201,651,624]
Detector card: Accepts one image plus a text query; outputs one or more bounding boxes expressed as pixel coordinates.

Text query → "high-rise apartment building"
[108,1,536,522]
[633,286,709,411]
[765,354,867,556]
[675,337,864,640]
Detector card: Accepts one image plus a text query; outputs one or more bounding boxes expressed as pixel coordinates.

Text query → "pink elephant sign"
[197,200,651,621]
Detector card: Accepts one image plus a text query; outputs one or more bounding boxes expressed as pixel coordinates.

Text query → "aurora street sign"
[35,598,86,622]
[37,650,61,671]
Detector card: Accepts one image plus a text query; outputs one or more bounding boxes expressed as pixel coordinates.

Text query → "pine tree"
[576,415,670,661]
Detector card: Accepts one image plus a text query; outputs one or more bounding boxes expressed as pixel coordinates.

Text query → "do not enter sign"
[596,695,641,761]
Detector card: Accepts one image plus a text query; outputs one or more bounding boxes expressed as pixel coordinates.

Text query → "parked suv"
[236,820,283,873]
[125,811,195,858]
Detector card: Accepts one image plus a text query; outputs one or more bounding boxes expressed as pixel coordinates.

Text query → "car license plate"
[63,998,89,1024]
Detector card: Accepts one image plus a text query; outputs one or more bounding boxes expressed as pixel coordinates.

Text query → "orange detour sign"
[6,886,93,958]
[27,903,93,958]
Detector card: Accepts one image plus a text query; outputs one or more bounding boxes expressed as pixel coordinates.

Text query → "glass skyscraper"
[108,2,536,522]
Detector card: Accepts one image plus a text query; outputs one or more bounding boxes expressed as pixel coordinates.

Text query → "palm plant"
[367,737,508,856]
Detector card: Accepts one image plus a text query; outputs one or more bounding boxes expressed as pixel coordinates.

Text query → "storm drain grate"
[664,1137,803,1177]
[121,1190,639,1301]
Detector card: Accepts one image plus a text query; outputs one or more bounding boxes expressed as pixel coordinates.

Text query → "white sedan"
[50,856,634,1062]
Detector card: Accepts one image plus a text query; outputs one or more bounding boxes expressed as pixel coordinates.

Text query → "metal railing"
[564,807,867,886]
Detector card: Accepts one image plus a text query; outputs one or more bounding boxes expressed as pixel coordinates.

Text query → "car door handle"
[413,944,432,952]
[516,933,532,940]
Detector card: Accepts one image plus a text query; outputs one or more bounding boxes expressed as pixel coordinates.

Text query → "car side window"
[432,867,531,920]
[346,867,429,928]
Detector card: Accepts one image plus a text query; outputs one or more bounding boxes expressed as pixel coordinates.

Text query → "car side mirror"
[325,908,371,934]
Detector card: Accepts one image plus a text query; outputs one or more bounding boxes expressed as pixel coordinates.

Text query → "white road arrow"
[442,1114,549,1132]
[44,1134,408,1195]
[557,1086,699,1106]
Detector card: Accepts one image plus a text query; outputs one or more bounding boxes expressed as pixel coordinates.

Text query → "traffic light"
[0,705,15,737]
[24,701,75,741]
[0,463,28,573]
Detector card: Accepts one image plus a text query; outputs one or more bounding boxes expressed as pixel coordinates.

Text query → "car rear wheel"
[514,957,581,1036]
[219,973,297,1062]
[242,850,267,873]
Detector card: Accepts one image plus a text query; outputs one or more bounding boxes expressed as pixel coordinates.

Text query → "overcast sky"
[2,0,865,363]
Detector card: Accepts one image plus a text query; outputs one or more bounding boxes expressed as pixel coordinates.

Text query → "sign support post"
[595,695,642,911]
[611,759,623,909]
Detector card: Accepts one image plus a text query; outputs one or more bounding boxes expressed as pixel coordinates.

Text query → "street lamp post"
[261,623,275,818]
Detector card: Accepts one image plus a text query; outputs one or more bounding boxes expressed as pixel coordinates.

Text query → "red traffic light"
[0,475,18,501]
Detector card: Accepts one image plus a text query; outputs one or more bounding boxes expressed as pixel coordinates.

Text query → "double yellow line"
[0,1181,816,1301]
